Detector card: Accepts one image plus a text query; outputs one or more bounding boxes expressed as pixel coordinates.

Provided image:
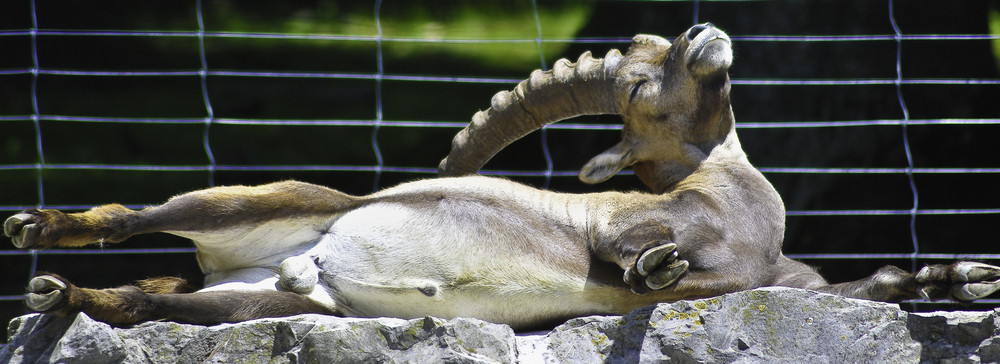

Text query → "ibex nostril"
[687,23,711,41]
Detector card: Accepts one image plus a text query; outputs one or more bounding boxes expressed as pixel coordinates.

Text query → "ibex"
[5,24,999,330]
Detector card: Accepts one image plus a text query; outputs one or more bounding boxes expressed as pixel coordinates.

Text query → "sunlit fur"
[5,24,999,329]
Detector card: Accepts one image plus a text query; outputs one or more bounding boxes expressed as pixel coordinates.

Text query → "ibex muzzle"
[5,24,999,330]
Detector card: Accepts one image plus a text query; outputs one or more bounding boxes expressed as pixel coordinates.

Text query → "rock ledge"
[4,287,999,363]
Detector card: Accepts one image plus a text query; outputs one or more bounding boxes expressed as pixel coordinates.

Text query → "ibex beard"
[6,24,1000,330]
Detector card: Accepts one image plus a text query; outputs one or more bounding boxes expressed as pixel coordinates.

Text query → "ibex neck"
[634,129,747,194]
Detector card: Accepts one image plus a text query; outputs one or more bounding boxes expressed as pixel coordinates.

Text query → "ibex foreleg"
[592,220,690,294]
[25,273,334,326]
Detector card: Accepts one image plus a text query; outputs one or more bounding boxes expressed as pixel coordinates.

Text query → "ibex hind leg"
[812,261,1000,303]
[26,273,334,326]
[3,180,360,250]
[4,205,137,249]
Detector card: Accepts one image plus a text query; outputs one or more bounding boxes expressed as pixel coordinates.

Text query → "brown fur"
[33,273,334,326]
[135,276,197,294]
[6,25,999,328]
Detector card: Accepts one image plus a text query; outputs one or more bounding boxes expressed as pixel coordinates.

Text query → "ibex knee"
[279,255,319,294]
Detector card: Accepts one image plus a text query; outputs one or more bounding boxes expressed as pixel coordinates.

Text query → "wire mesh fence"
[1,0,998,329]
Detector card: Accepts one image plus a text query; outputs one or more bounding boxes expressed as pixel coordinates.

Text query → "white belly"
[309,202,608,328]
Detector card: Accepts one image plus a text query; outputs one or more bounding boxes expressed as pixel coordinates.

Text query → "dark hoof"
[5,213,43,249]
[625,241,689,293]
[26,275,68,312]
[917,262,1000,301]
[636,243,676,276]
[645,260,690,290]
[950,262,1000,301]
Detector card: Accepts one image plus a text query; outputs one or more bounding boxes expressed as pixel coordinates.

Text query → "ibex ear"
[579,142,637,184]
[622,34,671,71]
[629,34,671,51]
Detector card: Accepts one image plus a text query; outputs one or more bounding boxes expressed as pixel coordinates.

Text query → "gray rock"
[532,287,921,363]
[4,288,999,363]
[3,313,515,363]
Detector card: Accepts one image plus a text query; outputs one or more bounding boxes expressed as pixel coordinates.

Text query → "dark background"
[1,0,998,330]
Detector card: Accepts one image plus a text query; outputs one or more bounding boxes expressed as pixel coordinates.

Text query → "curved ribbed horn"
[438,49,624,176]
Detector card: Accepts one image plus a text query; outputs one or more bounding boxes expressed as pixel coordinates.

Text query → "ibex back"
[5,24,999,330]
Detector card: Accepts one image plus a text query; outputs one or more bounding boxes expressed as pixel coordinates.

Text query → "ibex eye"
[629,80,648,103]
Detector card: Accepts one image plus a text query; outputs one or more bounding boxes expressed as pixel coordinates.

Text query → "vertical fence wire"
[888,0,920,275]
[530,0,554,189]
[693,0,701,25]
[27,0,42,281]
[196,0,217,187]
[370,0,385,192]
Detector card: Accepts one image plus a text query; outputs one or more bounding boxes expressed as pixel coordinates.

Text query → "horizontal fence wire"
[3,68,999,85]
[3,115,1000,127]
[0,0,998,314]
[3,29,999,41]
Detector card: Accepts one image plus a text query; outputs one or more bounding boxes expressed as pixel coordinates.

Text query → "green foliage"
[201,1,592,71]
[990,4,1000,73]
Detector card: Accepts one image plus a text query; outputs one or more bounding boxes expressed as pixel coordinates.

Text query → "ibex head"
[439,23,734,193]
